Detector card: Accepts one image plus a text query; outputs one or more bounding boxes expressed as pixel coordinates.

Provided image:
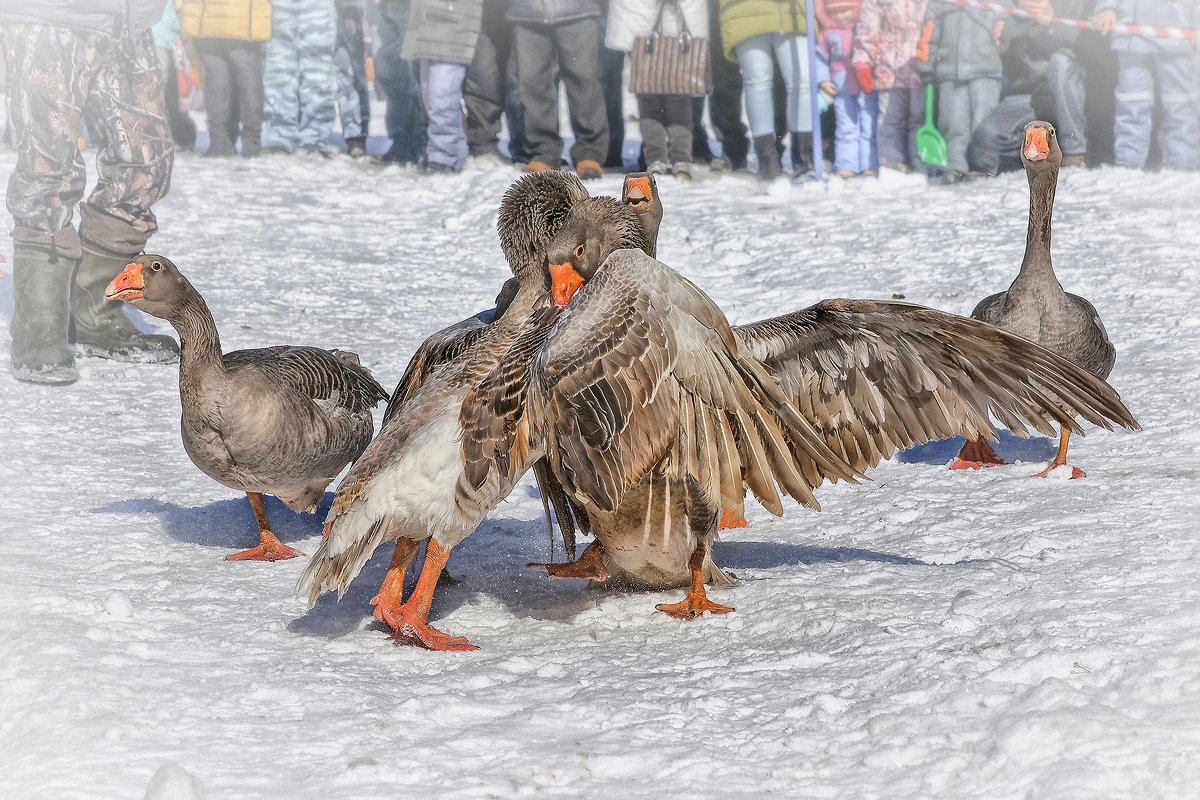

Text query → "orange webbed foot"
[719,509,747,529]
[656,595,735,620]
[1032,463,1086,480]
[951,438,1006,470]
[389,615,479,652]
[527,540,608,580]
[226,533,304,562]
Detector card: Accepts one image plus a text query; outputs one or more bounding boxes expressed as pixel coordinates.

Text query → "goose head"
[546,197,653,307]
[105,254,191,319]
[1021,120,1061,170]
[497,171,591,288]
[621,172,662,255]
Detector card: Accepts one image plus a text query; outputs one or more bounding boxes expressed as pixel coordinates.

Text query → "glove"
[855,63,874,94]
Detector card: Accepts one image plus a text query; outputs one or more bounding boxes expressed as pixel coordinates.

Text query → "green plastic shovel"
[916,83,948,169]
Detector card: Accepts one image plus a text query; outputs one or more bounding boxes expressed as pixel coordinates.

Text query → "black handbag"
[628,1,712,97]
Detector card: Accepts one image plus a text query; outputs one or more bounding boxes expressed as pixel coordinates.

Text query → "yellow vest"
[178,0,272,41]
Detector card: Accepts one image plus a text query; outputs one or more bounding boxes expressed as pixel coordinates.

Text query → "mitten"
[855,63,874,94]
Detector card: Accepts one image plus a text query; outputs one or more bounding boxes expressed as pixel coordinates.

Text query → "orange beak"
[549,261,585,307]
[1023,129,1049,162]
[624,175,653,209]
[105,262,146,301]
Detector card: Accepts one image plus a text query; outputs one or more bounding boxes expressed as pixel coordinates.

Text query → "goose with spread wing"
[514,200,1137,615]
[953,120,1117,478]
[105,255,387,562]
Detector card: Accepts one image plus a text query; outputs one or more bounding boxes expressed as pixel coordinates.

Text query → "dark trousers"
[195,38,264,153]
[638,94,693,165]
[512,18,609,167]
[464,0,526,160]
[598,14,626,167]
[970,49,1088,174]
[368,0,424,162]
[705,0,749,167]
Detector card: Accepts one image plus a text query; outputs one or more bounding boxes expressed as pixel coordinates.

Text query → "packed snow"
[1,147,1198,800]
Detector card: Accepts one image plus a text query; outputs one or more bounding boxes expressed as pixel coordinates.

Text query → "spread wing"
[734,299,1139,474]
[527,250,861,522]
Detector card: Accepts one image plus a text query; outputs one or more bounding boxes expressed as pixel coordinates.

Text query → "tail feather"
[296,508,399,607]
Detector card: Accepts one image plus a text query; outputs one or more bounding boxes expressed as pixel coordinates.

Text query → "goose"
[509,200,1137,616]
[105,255,387,561]
[953,120,1117,478]
[296,171,593,651]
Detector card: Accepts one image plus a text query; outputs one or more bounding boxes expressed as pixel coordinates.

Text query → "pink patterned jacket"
[851,0,929,91]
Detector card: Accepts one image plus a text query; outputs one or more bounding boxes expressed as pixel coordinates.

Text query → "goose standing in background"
[296,172,593,651]
[953,120,1117,478]
[513,200,1137,616]
[105,255,387,562]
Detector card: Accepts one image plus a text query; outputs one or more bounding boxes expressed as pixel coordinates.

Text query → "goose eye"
[151,261,163,272]
[574,245,585,259]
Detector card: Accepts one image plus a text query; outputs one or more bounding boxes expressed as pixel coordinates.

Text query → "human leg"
[554,18,609,169]
[707,0,748,169]
[464,0,509,158]
[664,94,694,165]
[938,80,972,174]
[262,0,303,151]
[597,13,626,168]
[513,22,563,168]
[334,0,370,147]
[368,0,424,162]
[1155,52,1200,169]
[875,88,907,166]
[1045,48,1087,159]
[194,40,235,155]
[419,60,469,170]
[1112,50,1154,168]
[294,0,338,152]
[772,33,813,135]
[637,94,671,168]
[969,93,1034,176]
[228,41,265,155]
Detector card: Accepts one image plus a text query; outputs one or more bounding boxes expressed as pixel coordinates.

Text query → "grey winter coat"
[915,4,1002,83]
[401,0,484,64]
[0,0,168,40]
[1093,0,1197,53]
[506,0,601,26]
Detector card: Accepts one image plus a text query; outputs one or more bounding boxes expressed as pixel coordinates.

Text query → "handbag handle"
[648,0,694,54]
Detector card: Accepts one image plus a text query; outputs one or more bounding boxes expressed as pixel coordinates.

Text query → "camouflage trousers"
[4,24,173,259]
[263,0,338,152]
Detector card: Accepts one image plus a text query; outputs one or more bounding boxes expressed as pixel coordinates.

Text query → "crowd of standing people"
[0,0,1198,384]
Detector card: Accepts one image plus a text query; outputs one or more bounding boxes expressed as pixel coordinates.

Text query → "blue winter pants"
[1113,50,1200,169]
[833,90,877,174]
[367,0,425,162]
[418,60,468,169]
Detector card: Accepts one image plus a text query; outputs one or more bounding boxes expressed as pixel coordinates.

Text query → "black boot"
[752,134,783,181]
[240,125,262,157]
[69,242,180,362]
[790,131,814,178]
[10,245,78,385]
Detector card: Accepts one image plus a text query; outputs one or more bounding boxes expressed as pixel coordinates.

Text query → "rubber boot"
[752,134,783,181]
[69,242,180,362]
[240,125,262,158]
[9,245,79,385]
[791,131,814,178]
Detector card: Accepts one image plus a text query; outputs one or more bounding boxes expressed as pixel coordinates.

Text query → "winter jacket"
[1093,0,1197,54]
[851,0,928,90]
[914,3,1002,83]
[999,0,1090,95]
[605,0,708,52]
[719,0,808,60]
[402,0,483,63]
[0,0,169,40]
[177,0,272,41]
[506,0,601,26]
[816,25,861,94]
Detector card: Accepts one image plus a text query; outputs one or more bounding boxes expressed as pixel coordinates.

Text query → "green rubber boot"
[9,245,79,385]
[69,242,179,363]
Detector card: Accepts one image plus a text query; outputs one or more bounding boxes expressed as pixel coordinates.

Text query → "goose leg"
[656,540,735,620]
[371,538,420,626]
[1032,428,1086,479]
[386,538,478,651]
[226,492,305,561]
[527,539,609,580]
[950,438,1006,470]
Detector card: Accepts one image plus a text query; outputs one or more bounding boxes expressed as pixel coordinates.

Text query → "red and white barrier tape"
[932,0,1198,40]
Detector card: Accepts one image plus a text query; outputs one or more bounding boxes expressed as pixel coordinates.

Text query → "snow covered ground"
[1,149,1198,800]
